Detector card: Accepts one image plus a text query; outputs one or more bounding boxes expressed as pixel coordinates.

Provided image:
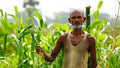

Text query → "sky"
[0,0,119,18]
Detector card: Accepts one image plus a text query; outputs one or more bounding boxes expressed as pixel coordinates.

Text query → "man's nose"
[75,18,79,22]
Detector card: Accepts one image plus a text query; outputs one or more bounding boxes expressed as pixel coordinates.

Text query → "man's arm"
[88,35,97,68]
[36,34,67,62]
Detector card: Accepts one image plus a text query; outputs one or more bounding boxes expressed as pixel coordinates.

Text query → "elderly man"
[36,9,97,68]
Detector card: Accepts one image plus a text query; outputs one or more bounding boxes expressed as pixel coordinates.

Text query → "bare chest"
[70,35,84,46]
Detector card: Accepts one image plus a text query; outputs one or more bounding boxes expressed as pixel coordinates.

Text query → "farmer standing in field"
[36,9,97,68]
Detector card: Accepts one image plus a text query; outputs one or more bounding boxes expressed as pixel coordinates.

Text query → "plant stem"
[86,6,91,32]
[3,34,7,57]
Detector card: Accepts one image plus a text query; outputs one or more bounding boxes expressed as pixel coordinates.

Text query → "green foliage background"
[0,0,120,68]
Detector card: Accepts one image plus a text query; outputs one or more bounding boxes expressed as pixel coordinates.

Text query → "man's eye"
[77,16,82,19]
[71,17,76,19]
[71,16,82,19]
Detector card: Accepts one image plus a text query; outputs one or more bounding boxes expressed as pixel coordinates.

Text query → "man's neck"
[71,28,83,36]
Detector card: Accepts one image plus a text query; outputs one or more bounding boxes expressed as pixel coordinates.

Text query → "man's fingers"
[36,45,43,54]
[36,45,42,49]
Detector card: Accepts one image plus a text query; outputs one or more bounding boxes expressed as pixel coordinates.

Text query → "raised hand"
[36,44,44,56]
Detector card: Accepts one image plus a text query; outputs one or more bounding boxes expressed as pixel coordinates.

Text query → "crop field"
[0,1,120,68]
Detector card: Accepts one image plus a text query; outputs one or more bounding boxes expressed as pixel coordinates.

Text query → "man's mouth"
[72,23,82,28]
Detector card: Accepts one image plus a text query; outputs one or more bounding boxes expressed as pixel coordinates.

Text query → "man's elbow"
[45,57,55,62]
[48,58,55,62]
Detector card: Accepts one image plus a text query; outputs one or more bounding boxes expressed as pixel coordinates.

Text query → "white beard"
[69,23,83,29]
[72,23,82,28]
[72,24,82,28]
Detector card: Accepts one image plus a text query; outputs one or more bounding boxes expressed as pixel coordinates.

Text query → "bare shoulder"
[86,34,96,48]
[57,33,68,44]
[55,33,69,47]
[59,33,68,40]
[86,34,95,42]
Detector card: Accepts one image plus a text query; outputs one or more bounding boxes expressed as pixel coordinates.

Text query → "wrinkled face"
[69,10,85,28]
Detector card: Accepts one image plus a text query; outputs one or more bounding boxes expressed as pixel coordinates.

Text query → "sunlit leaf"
[97,0,103,10]
[33,9,42,20]
[14,6,18,16]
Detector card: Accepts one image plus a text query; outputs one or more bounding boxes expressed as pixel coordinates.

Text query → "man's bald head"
[69,9,84,18]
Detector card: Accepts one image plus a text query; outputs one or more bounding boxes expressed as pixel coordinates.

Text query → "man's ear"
[68,18,71,23]
[82,17,86,22]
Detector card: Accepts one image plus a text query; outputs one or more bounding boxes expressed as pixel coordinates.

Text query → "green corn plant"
[88,0,120,68]
[2,13,8,57]
[0,8,19,67]
[6,6,34,68]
